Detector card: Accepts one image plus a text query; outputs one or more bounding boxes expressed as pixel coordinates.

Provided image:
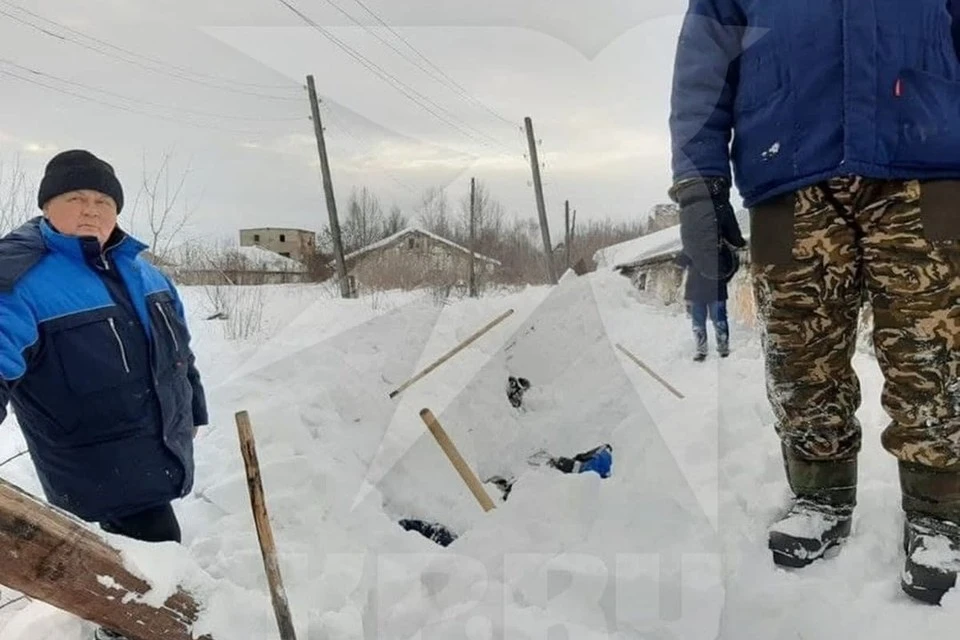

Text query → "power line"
[0,4,302,102]
[320,101,417,194]
[320,0,516,128]
[0,58,306,123]
[0,0,294,91]
[275,0,511,152]
[0,69,280,136]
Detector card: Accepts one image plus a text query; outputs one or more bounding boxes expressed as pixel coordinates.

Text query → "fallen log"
[0,477,211,639]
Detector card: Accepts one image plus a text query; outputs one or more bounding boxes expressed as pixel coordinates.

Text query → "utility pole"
[469,177,477,298]
[306,74,350,298]
[564,200,571,270]
[524,117,558,285]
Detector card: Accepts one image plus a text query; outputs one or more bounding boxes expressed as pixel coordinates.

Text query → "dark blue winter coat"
[671,0,960,207]
[0,217,207,522]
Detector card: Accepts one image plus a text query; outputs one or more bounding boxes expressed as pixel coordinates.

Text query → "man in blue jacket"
[0,150,207,638]
[670,2,960,604]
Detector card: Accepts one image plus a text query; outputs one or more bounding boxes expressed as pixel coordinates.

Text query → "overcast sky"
[0,0,693,244]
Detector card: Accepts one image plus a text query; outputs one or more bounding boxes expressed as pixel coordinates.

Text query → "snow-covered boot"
[769,497,853,567]
[901,514,960,605]
[897,462,960,604]
[769,455,857,568]
[693,326,708,361]
[717,335,730,358]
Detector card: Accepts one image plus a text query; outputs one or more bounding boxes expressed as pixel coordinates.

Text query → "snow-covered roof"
[344,226,502,266]
[593,210,750,270]
[235,245,307,272]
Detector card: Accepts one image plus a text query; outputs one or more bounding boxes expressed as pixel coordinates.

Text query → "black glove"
[669,177,746,280]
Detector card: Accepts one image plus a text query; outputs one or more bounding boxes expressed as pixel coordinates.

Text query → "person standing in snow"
[669,1,960,604]
[675,246,739,361]
[0,150,207,639]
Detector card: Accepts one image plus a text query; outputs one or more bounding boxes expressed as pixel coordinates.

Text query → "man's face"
[44,189,118,246]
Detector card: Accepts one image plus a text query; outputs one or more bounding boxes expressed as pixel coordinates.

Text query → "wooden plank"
[235,411,298,640]
[388,309,515,399]
[419,409,496,512]
[0,477,211,640]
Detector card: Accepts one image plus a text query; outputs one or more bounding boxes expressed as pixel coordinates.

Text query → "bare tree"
[0,155,35,236]
[416,187,452,238]
[384,204,407,236]
[342,186,384,252]
[129,150,197,262]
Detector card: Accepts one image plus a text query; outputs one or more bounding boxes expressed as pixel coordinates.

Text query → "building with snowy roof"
[593,211,756,324]
[341,226,501,292]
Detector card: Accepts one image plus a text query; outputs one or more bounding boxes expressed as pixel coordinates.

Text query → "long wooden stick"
[615,343,685,399]
[235,411,298,640]
[0,477,211,640]
[419,409,496,512]
[389,309,515,398]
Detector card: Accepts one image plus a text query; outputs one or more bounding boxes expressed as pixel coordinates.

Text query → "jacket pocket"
[147,291,189,373]
[48,309,132,398]
[734,36,784,114]
[749,192,798,266]
[918,180,960,242]
[893,68,960,169]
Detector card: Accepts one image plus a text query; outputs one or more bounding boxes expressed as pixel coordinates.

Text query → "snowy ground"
[0,270,957,639]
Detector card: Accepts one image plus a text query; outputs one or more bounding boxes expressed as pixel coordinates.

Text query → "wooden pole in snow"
[388,308,515,398]
[235,411,298,640]
[0,477,212,640]
[469,177,477,298]
[306,74,350,299]
[615,344,685,399]
[419,409,496,512]
[524,117,558,285]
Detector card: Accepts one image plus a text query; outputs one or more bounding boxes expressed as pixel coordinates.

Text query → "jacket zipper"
[107,317,131,373]
[155,302,180,352]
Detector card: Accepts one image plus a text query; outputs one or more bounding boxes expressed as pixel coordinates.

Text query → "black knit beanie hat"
[37,150,124,213]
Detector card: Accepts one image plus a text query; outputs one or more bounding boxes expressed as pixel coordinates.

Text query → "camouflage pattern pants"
[751,177,960,515]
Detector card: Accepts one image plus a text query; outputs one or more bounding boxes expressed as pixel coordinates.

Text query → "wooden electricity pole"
[0,477,211,639]
[524,117,558,285]
[564,200,571,270]
[469,177,477,298]
[306,74,350,298]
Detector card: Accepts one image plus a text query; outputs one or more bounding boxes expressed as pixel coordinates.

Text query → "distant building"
[239,227,316,263]
[341,226,500,291]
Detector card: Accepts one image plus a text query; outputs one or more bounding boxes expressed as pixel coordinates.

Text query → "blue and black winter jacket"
[671,0,960,207]
[0,217,207,521]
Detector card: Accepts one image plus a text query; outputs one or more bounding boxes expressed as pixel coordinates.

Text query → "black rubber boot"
[901,513,960,605]
[769,455,857,568]
[898,462,960,605]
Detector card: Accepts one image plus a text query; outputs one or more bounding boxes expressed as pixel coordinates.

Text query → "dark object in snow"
[548,444,613,478]
[487,444,614,501]
[506,376,531,408]
[487,476,515,501]
[399,519,457,547]
[901,514,960,605]
[768,496,853,568]
[205,311,228,321]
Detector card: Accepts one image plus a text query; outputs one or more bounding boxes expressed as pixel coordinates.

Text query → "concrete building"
[239,227,316,263]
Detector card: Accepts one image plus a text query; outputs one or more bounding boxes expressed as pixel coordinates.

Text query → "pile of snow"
[235,245,307,272]
[0,270,955,639]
